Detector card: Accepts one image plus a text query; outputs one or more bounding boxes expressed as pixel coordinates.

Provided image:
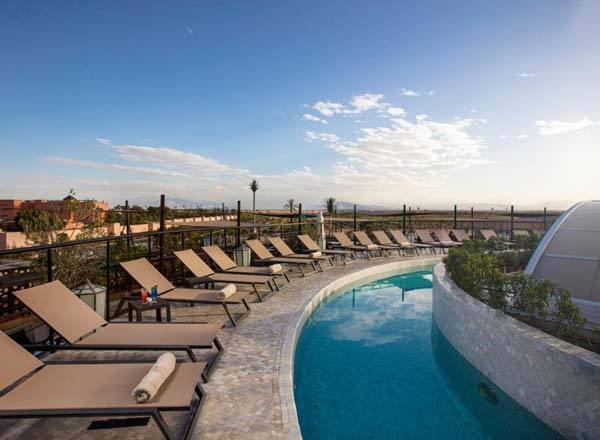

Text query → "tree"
[14,210,64,244]
[284,198,297,213]
[249,179,260,225]
[323,197,336,237]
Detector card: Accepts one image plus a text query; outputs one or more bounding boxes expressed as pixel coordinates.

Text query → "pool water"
[294,270,562,439]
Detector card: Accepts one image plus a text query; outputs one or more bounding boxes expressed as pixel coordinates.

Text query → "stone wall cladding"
[432,262,600,439]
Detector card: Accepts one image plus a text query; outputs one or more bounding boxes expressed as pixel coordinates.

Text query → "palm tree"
[323,197,336,237]
[283,198,297,213]
[249,179,259,225]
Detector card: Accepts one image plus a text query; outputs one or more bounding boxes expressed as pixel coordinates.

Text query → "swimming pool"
[294,270,561,439]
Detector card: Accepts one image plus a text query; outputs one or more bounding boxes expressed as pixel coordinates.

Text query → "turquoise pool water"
[294,270,561,439]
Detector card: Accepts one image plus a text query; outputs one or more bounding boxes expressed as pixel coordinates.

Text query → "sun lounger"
[245,240,318,276]
[372,230,417,256]
[297,234,357,264]
[432,230,463,248]
[332,232,385,259]
[414,229,449,253]
[173,249,277,301]
[480,229,498,241]
[513,230,530,237]
[352,230,400,256]
[389,230,434,254]
[202,245,291,284]
[451,229,471,242]
[267,236,334,271]
[13,281,222,379]
[0,330,206,440]
[121,257,251,326]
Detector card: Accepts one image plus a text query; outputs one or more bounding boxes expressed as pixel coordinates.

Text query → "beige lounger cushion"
[132,352,177,403]
[0,362,204,411]
[202,245,237,270]
[76,323,220,347]
[267,237,295,257]
[173,250,214,278]
[13,281,108,344]
[297,234,320,251]
[205,272,272,283]
[120,258,175,294]
[0,331,44,390]
[216,284,236,300]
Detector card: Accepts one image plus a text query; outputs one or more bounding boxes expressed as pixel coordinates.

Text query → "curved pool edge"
[432,262,600,439]
[278,256,442,439]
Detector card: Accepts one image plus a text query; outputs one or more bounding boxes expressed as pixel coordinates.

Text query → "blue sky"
[1,1,599,209]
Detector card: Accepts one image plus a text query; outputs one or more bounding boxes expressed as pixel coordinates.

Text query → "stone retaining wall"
[432,262,600,439]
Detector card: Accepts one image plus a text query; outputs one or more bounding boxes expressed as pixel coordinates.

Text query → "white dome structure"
[525,200,600,324]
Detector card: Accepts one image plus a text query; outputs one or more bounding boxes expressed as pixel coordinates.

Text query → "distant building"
[0,196,109,223]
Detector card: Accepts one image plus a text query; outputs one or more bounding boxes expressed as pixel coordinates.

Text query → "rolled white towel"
[132,352,176,403]
[268,264,283,274]
[309,251,322,258]
[366,244,379,250]
[216,283,236,300]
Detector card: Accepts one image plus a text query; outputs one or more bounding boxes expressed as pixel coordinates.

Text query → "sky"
[1,0,599,210]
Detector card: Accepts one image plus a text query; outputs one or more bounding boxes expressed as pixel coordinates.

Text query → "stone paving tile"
[0,254,438,440]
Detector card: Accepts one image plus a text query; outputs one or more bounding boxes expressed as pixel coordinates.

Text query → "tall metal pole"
[46,248,53,282]
[236,200,241,248]
[510,205,514,241]
[470,207,474,238]
[402,204,406,234]
[453,204,457,229]
[298,203,303,235]
[105,239,111,320]
[543,207,547,232]
[125,199,131,253]
[159,194,165,272]
[353,204,357,232]
[222,202,225,220]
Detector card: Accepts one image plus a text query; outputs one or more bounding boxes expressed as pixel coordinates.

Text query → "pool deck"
[0,253,440,440]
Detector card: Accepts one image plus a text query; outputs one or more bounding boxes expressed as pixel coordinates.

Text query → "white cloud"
[186,27,193,35]
[400,88,419,97]
[41,157,188,177]
[499,134,528,140]
[302,113,327,124]
[313,100,346,117]
[517,72,535,78]
[415,114,428,121]
[350,93,385,112]
[535,118,595,136]
[305,131,340,143]
[100,139,245,175]
[427,90,435,96]
[387,106,406,116]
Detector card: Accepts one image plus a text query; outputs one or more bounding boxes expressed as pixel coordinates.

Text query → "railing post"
[453,204,457,229]
[543,207,547,232]
[470,207,474,238]
[298,203,303,235]
[125,199,131,254]
[222,202,225,220]
[510,205,514,241]
[46,248,53,282]
[353,204,357,244]
[402,204,406,234]
[105,239,111,321]
[159,194,166,272]
[181,231,185,250]
[236,200,241,248]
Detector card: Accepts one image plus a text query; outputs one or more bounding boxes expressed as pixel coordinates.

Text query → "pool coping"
[277,256,442,439]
